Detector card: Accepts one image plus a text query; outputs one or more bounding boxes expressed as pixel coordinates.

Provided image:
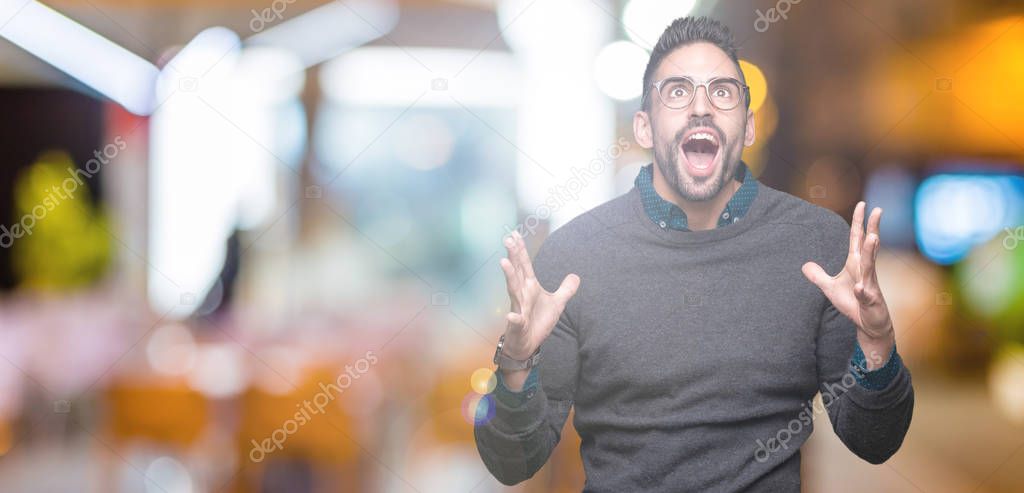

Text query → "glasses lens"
[708,79,742,110]
[658,77,695,109]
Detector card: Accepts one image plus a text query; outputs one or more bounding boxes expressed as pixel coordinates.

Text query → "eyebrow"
[658,75,742,82]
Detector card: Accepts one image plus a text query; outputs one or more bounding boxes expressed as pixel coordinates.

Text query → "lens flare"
[462,392,495,425]
[470,367,497,394]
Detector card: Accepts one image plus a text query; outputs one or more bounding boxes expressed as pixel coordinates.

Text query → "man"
[474,16,913,492]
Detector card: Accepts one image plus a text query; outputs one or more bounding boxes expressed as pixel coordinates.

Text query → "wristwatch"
[493,334,541,370]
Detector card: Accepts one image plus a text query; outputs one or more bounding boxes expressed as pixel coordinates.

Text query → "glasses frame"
[650,75,751,111]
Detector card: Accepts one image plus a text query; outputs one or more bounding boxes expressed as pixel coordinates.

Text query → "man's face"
[635,42,756,202]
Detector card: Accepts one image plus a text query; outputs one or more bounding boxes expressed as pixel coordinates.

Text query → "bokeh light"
[470,367,497,394]
[462,392,495,426]
[915,173,1024,265]
[621,0,698,49]
[146,323,197,377]
[739,60,768,113]
[595,41,650,101]
[988,344,1024,424]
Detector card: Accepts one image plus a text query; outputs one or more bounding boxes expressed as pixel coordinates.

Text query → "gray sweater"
[474,181,914,492]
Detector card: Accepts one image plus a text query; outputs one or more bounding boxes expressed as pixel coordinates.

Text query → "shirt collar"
[634,161,759,231]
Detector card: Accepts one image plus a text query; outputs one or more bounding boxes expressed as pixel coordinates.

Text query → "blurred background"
[0,0,1022,491]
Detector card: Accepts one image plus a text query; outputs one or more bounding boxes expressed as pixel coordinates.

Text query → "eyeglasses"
[650,76,750,111]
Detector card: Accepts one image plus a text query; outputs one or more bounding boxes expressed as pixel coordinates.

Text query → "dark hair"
[640,16,748,111]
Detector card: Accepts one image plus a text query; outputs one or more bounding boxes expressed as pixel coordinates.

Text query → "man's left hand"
[802,201,895,369]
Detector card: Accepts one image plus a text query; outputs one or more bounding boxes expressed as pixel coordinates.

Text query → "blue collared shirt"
[635,161,759,230]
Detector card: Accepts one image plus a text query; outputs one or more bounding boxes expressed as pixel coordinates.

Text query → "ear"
[743,108,756,147]
[633,110,653,149]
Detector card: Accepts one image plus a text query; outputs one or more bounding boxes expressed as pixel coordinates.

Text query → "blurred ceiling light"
[150,28,303,319]
[621,0,698,49]
[499,0,611,53]
[320,47,520,107]
[158,26,240,100]
[230,46,305,105]
[0,0,159,114]
[246,0,398,68]
[594,40,648,101]
[497,0,615,229]
[149,27,243,319]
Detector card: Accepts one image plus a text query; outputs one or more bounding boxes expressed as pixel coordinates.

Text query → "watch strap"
[493,334,541,370]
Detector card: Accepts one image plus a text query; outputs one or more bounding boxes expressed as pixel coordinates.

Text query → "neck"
[652,165,742,231]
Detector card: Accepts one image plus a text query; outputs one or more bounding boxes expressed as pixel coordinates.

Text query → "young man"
[475,16,913,492]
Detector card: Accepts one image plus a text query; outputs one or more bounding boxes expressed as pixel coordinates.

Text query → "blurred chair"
[233,367,362,493]
[100,380,209,492]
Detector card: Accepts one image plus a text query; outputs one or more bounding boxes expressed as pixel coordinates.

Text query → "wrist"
[856,329,895,371]
[500,368,532,392]
[499,327,534,360]
[493,334,541,370]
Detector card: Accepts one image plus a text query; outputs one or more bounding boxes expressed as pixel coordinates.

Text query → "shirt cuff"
[492,366,540,408]
[850,341,902,391]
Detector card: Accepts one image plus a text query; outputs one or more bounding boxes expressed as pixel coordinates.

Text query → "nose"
[689,85,713,119]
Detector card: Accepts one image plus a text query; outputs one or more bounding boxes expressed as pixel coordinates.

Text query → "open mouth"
[681,128,721,175]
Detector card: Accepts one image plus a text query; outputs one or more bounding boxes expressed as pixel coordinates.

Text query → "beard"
[653,117,743,202]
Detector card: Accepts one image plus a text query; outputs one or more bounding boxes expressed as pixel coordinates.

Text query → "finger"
[500,257,522,291]
[801,261,833,292]
[503,233,519,272]
[553,273,581,305]
[500,258,523,312]
[866,206,882,242]
[506,311,525,328]
[854,281,875,306]
[503,228,536,278]
[849,201,865,258]
[511,230,536,280]
[861,232,881,287]
[505,235,528,286]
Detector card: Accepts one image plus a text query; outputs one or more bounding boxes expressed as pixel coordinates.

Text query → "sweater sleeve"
[473,234,581,485]
[813,212,915,464]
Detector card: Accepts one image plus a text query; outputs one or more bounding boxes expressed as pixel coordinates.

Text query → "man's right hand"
[498,230,580,391]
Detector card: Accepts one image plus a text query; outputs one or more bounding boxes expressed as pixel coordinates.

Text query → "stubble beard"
[653,123,743,202]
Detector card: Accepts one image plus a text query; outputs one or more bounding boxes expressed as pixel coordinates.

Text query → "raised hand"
[499,230,581,361]
[801,202,895,364]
